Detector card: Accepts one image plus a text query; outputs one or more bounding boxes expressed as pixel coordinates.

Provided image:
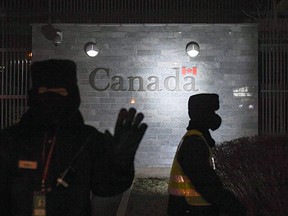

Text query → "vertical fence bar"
[264,24,269,133]
[276,30,280,134]
[0,0,3,128]
[272,28,275,134]
[284,20,287,134]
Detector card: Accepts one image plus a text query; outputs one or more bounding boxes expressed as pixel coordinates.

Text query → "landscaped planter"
[214,135,288,216]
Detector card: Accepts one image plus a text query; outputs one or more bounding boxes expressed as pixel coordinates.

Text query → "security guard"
[167,93,247,216]
[0,59,147,216]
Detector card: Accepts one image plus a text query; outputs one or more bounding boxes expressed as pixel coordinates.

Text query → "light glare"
[87,49,98,57]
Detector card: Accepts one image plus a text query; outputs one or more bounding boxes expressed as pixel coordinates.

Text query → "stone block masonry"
[32,24,258,177]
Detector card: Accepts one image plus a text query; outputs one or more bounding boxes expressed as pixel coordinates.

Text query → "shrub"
[214,135,288,216]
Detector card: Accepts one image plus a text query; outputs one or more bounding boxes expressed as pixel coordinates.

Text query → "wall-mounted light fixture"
[186,41,200,57]
[25,51,33,61]
[53,30,63,46]
[84,42,99,57]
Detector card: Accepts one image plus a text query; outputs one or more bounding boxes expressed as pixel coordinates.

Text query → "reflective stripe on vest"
[168,130,212,206]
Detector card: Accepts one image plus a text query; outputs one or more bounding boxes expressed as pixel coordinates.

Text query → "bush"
[214,135,288,216]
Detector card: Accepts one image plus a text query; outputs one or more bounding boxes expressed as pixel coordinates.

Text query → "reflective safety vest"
[168,130,215,206]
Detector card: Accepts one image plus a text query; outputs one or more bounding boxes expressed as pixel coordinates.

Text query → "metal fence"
[259,20,288,135]
[1,0,287,134]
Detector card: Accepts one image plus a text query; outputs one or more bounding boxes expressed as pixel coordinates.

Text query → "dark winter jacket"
[0,110,133,216]
[167,127,246,216]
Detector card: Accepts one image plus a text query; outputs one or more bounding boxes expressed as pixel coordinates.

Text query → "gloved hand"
[105,108,148,169]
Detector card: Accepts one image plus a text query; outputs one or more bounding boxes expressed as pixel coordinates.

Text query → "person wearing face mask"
[167,94,247,216]
[0,59,147,216]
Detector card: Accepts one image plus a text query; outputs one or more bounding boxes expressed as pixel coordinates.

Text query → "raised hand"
[105,108,148,166]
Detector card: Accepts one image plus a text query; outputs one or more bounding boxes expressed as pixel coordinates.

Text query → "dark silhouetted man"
[167,93,246,216]
[0,59,147,216]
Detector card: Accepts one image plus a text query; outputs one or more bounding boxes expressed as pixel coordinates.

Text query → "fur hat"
[30,59,78,89]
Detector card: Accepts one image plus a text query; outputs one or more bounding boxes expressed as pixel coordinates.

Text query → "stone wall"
[32,24,258,176]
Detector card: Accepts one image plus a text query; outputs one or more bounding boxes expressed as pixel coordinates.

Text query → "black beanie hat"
[188,93,219,119]
[28,59,80,109]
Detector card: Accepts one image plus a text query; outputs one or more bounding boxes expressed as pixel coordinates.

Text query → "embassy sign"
[89,67,199,92]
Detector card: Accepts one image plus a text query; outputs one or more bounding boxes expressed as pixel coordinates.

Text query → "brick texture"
[32,24,258,173]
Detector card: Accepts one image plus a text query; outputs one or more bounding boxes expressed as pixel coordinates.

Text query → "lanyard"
[41,133,57,191]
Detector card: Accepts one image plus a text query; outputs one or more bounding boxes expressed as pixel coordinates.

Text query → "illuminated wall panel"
[32,24,258,172]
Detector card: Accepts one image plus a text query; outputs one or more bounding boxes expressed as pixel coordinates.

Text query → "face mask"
[210,114,222,131]
[36,92,68,125]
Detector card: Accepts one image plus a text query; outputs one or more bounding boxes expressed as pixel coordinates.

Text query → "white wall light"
[53,30,63,46]
[84,42,99,57]
[186,41,200,57]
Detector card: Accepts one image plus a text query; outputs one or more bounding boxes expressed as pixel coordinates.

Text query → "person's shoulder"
[83,124,98,132]
[0,123,19,139]
[181,134,207,151]
[82,124,105,140]
[0,124,19,152]
[184,134,204,144]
